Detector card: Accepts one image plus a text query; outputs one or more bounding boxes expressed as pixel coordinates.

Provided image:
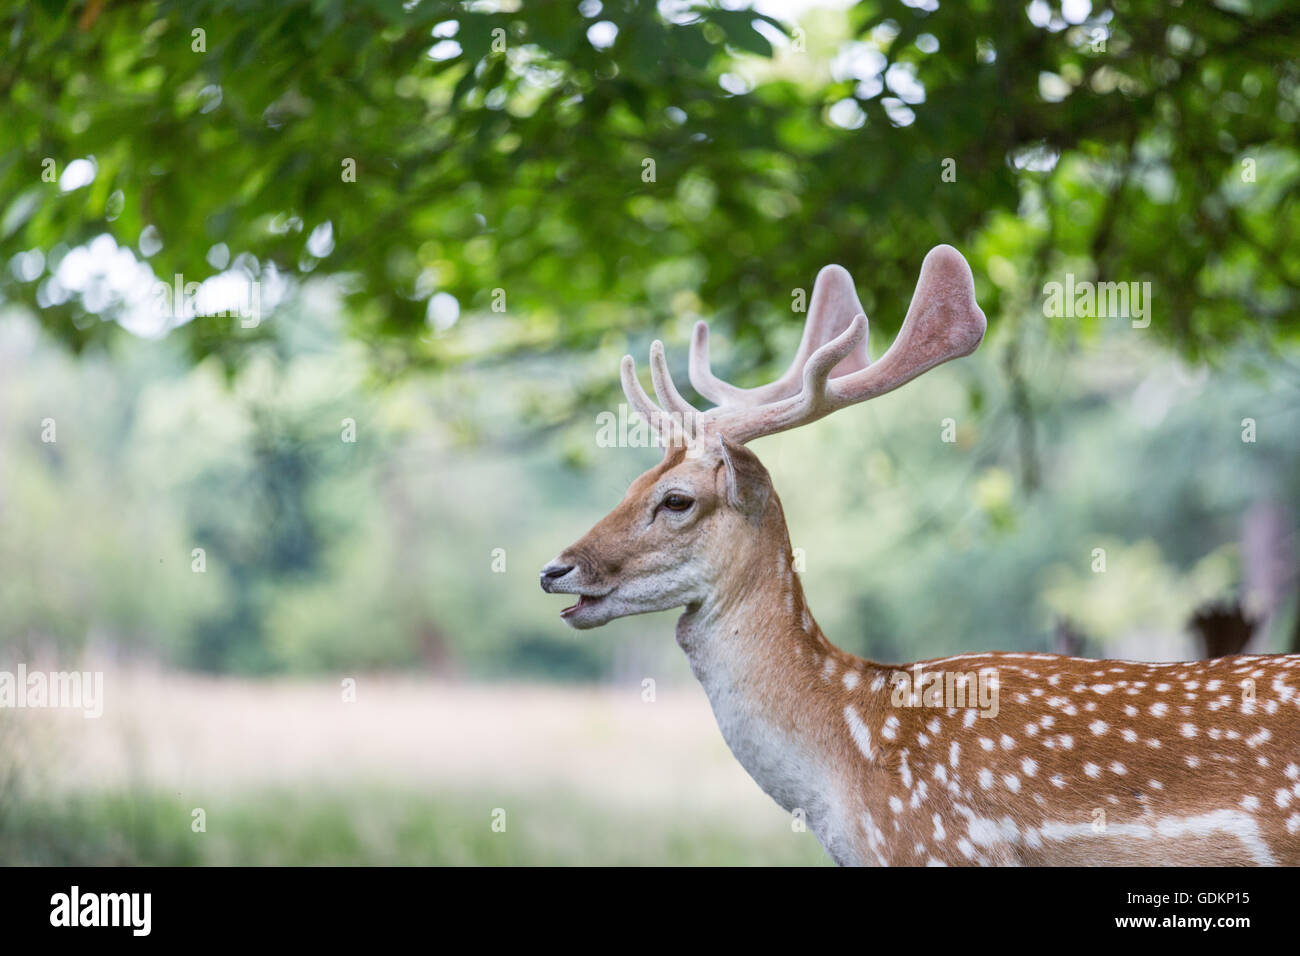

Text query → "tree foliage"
[3,0,1299,383]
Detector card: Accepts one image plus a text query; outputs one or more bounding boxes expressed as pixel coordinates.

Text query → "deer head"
[540,244,987,629]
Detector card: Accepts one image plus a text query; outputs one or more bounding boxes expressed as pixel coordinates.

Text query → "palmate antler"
[621,244,987,451]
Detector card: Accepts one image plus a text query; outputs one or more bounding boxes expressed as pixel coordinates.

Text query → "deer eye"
[661,493,694,513]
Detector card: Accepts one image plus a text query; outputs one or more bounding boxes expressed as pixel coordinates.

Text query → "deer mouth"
[560,589,615,619]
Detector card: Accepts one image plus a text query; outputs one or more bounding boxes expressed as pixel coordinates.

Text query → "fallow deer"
[540,245,1300,866]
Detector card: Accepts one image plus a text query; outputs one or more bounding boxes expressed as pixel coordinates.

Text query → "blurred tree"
[3,0,1299,676]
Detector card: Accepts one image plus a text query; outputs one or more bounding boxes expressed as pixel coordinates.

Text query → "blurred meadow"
[2,0,1299,864]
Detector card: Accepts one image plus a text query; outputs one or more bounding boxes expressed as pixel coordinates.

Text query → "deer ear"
[718,435,771,518]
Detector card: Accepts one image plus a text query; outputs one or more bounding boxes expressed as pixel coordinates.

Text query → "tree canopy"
[2,0,1299,674]
[3,0,1299,382]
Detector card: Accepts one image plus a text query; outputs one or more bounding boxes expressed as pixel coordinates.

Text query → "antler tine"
[810,264,871,378]
[803,313,869,400]
[648,340,700,419]
[689,321,749,407]
[688,264,870,410]
[620,355,669,440]
[826,244,985,407]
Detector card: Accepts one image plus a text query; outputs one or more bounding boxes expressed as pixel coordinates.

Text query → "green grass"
[0,786,832,866]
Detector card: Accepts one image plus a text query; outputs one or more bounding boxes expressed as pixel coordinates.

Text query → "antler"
[689,264,872,407]
[621,244,986,451]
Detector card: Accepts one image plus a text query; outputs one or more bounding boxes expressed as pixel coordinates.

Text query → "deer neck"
[674,494,888,837]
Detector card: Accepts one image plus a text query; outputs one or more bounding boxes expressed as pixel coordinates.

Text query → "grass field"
[0,669,831,866]
[0,786,829,866]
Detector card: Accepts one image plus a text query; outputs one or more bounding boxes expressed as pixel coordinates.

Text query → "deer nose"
[540,562,575,589]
